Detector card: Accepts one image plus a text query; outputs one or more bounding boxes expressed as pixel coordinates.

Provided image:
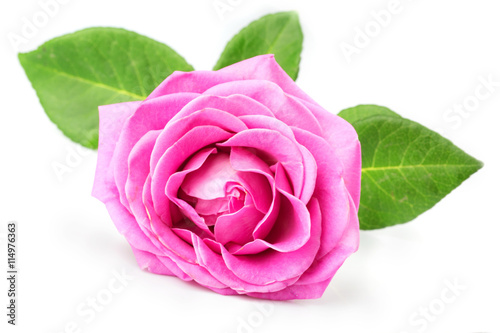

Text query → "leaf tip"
[475,159,485,172]
[286,10,300,18]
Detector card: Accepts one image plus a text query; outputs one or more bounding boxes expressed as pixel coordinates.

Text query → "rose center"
[180,152,250,227]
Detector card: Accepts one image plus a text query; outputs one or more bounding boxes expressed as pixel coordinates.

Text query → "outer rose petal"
[92,101,141,203]
[149,109,247,172]
[112,93,200,211]
[103,197,163,256]
[248,279,332,300]
[171,94,275,121]
[293,194,359,286]
[203,80,323,136]
[125,130,160,222]
[247,196,359,300]
[131,246,177,278]
[292,127,357,259]
[193,237,301,294]
[292,97,362,209]
[148,55,316,104]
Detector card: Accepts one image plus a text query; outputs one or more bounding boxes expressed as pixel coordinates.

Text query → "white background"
[1,0,499,332]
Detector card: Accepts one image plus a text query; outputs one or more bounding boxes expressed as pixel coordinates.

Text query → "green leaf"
[353,114,483,230]
[213,11,303,80]
[18,27,193,149]
[338,104,401,124]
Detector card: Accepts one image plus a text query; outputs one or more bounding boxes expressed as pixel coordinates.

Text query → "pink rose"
[92,55,361,300]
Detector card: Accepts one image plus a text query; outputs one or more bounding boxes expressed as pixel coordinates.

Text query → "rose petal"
[148,55,317,104]
[131,246,190,280]
[112,93,199,211]
[294,194,359,285]
[247,278,332,300]
[224,123,315,205]
[261,187,311,252]
[150,108,247,172]
[216,55,318,103]
[143,175,199,264]
[204,80,323,136]
[153,252,229,290]
[92,101,141,203]
[103,197,163,256]
[292,97,362,209]
[214,205,265,245]
[171,94,275,122]
[229,146,274,178]
[181,152,235,200]
[247,195,359,300]
[216,198,321,285]
[195,197,229,216]
[249,163,287,243]
[229,147,275,215]
[292,127,354,258]
[218,129,304,199]
[237,115,295,140]
[151,126,233,222]
[229,163,310,255]
[166,148,218,234]
[194,237,300,294]
[232,170,273,215]
[126,130,160,233]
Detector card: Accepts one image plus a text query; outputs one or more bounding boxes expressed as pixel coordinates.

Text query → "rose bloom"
[92,55,361,300]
